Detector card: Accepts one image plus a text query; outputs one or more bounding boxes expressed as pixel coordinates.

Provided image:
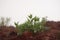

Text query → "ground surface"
[0,21,60,40]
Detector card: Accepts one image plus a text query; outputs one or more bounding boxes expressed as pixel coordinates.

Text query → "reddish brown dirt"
[0,21,60,40]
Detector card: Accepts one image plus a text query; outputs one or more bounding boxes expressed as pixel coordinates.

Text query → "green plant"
[0,17,10,26]
[15,14,47,35]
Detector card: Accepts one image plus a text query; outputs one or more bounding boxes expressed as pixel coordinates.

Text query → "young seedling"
[0,17,10,26]
[15,14,47,35]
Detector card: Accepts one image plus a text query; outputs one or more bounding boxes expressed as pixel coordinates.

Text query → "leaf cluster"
[15,14,47,35]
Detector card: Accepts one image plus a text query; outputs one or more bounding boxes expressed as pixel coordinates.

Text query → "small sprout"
[0,17,5,26]
[14,22,19,27]
[0,17,10,26]
[41,17,47,26]
[5,18,10,26]
[15,14,47,35]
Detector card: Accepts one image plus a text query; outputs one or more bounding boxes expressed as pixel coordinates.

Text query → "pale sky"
[0,0,60,25]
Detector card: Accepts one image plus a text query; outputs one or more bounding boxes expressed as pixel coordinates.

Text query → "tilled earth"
[0,21,60,40]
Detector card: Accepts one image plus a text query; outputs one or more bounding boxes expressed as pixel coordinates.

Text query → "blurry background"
[0,0,60,25]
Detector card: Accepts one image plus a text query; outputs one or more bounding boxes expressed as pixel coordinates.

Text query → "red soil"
[0,21,60,40]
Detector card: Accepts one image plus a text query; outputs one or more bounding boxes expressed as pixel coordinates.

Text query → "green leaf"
[28,14,32,19]
[33,16,39,21]
[14,22,19,27]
